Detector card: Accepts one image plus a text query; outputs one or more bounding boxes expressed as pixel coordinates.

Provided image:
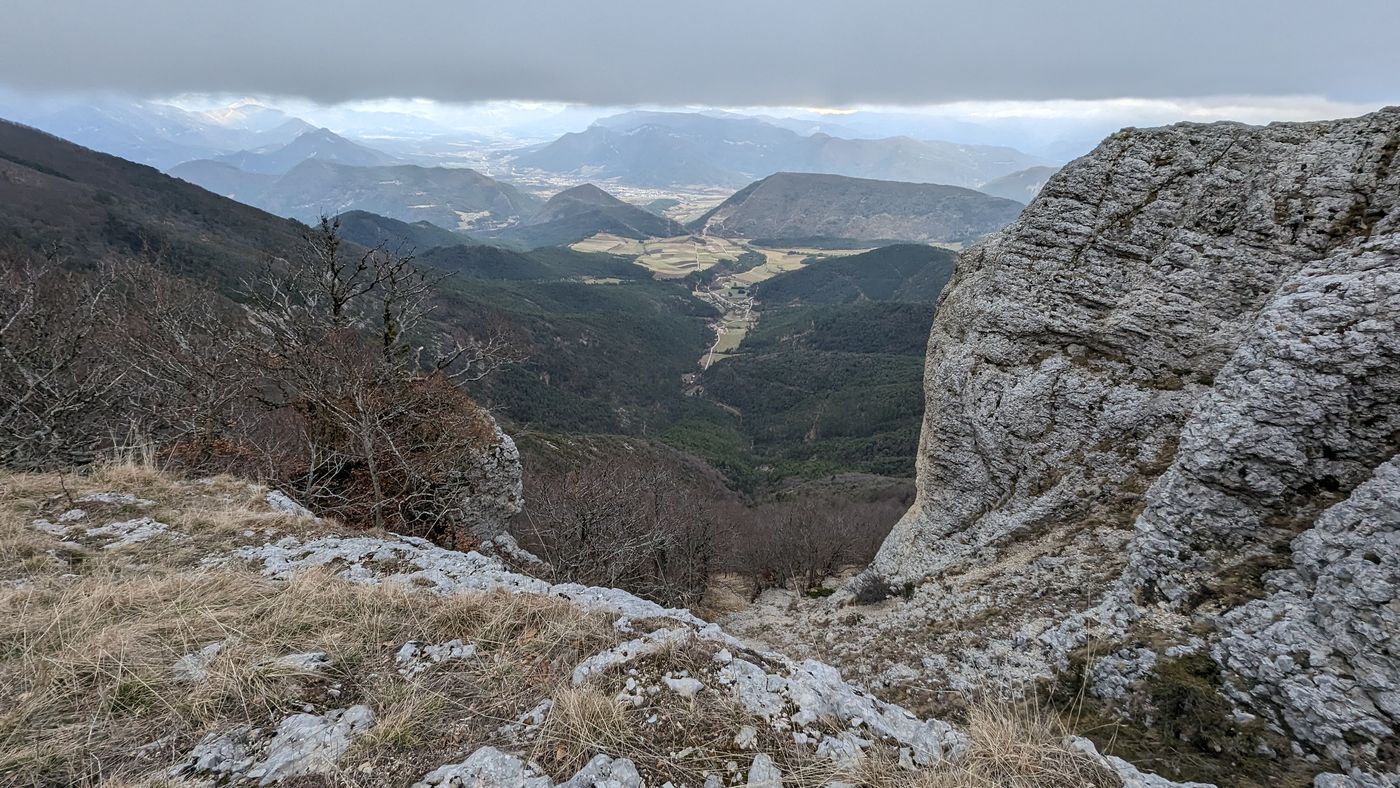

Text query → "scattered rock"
[1070,737,1217,787]
[396,639,476,677]
[746,753,783,787]
[265,651,332,675]
[413,746,553,788]
[85,517,170,549]
[557,753,643,788]
[1313,770,1400,787]
[247,705,375,784]
[79,492,155,507]
[30,518,69,536]
[663,675,704,698]
[172,641,225,683]
[177,705,374,785]
[264,490,315,518]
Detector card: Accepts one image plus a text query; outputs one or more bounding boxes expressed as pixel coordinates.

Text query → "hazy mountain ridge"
[2,98,319,169]
[516,111,1047,188]
[333,210,472,251]
[209,127,400,174]
[976,165,1061,202]
[692,172,1024,244]
[172,157,540,230]
[484,183,686,248]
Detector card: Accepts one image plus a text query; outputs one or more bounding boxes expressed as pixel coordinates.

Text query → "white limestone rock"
[264,490,315,518]
[396,639,477,677]
[30,518,69,536]
[265,651,332,675]
[246,705,375,784]
[413,746,553,787]
[85,517,170,549]
[456,423,525,540]
[746,753,783,787]
[557,753,643,788]
[663,675,705,698]
[1212,457,1400,767]
[172,641,225,683]
[176,705,374,785]
[79,492,155,507]
[1070,737,1217,787]
[1314,770,1400,787]
[861,107,1400,767]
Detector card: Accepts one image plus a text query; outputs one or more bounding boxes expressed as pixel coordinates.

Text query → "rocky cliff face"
[867,108,1399,774]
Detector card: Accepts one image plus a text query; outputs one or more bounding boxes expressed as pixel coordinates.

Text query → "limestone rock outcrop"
[867,108,1400,770]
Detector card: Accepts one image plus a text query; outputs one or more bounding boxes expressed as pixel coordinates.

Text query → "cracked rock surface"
[824,107,1400,770]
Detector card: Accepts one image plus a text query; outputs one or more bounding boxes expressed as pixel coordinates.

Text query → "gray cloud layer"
[4,0,1398,106]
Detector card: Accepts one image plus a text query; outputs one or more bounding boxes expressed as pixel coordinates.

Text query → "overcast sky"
[3,0,1398,108]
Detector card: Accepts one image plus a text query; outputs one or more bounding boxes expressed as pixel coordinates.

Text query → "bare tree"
[113,254,262,470]
[0,250,123,470]
[239,217,517,534]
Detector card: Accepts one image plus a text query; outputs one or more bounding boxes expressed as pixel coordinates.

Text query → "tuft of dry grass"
[535,687,638,773]
[850,700,1119,788]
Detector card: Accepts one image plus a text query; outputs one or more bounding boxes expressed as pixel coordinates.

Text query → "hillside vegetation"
[698,245,952,477]
[753,244,958,305]
[0,118,306,288]
[485,183,687,249]
[692,172,1023,245]
[335,209,474,251]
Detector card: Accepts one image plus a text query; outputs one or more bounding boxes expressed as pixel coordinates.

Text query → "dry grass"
[848,701,1118,788]
[0,465,1128,787]
[0,467,618,786]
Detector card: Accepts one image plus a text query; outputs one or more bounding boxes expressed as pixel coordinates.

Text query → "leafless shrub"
[1,218,520,544]
[0,249,122,470]
[112,255,262,472]
[739,493,903,595]
[513,456,728,607]
[237,217,518,537]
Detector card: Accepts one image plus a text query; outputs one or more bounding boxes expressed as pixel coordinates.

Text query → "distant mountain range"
[691,172,1024,244]
[515,111,1047,189]
[172,156,539,231]
[976,165,1060,203]
[208,128,399,175]
[484,183,685,248]
[3,98,318,170]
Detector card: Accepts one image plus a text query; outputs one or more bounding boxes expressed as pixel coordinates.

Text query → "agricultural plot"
[571,234,748,279]
[575,233,876,369]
